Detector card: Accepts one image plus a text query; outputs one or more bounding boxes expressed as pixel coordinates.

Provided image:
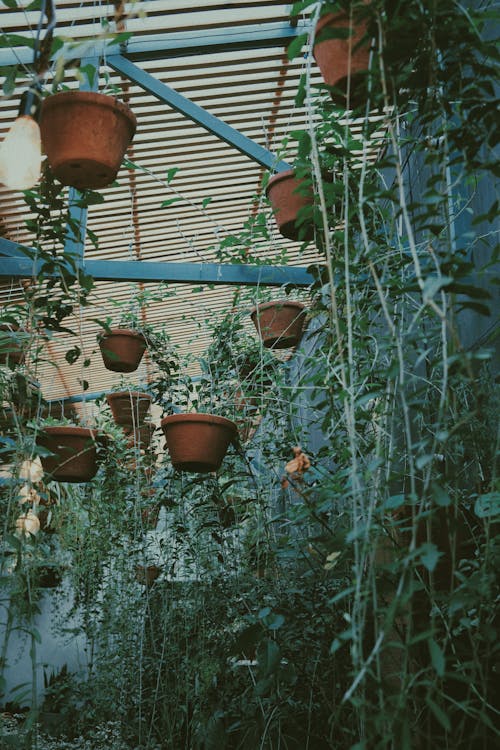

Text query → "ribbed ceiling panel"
[0,1,384,401]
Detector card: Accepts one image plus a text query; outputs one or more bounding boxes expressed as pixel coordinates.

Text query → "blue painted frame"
[107,54,291,173]
[0,239,314,287]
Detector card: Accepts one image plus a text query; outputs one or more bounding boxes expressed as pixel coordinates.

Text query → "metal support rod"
[0,22,305,69]
[106,54,292,173]
[0,250,314,287]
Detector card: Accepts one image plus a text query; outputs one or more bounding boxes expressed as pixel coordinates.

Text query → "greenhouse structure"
[0,1,498,748]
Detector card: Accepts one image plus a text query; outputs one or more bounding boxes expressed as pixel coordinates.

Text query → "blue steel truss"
[0,21,311,290]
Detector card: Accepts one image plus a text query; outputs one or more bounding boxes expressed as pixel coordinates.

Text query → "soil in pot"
[37,426,100,482]
[250,300,307,349]
[266,169,314,242]
[98,328,147,373]
[107,391,152,427]
[40,91,137,190]
[161,413,238,473]
[313,11,371,107]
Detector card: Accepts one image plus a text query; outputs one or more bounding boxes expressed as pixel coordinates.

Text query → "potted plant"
[147,337,239,473]
[135,563,162,586]
[106,389,152,427]
[40,90,137,190]
[313,2,372,107]
[125,420,156,450]
[250,299,307,349]
[98,327,147,373]
[161,413,238,474]
[36,419,102,483]
[266,168,315,241]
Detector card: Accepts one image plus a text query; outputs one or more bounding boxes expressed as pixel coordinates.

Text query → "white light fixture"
[0,87,42,191]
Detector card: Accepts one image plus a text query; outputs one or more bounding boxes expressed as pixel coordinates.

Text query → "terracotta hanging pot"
[135,564,161,586]
[98,328,147,373]
[266,169,314,241]
[40,91,137,190]
[125,420,156,450]
[107,391,152,427]
[313,11,371,106]
[250,300,307,349]
[161,413,238,473]
[37,426,100,483]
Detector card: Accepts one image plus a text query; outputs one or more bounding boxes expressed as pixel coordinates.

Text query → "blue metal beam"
[107,54,291,173]
[0,251,314,287]
[0,22,305,68]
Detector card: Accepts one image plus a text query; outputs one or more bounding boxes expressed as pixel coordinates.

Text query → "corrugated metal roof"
[0,1,383,405]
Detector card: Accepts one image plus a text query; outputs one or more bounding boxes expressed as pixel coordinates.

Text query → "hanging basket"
[313,11,370,106]
[40,91,137,190]
[107,391,152,427]
[98,328,147,373]
[266,169,314,241]
[161,413,238,473]
[37,426,100,483]
[250,300,307,349]
[125,421,156,450]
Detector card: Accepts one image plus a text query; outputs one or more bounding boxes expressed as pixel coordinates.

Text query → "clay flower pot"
[107,391,152,427]
[266,169,314,241]
[40,91,137,189]
[135,564,161,586]
[250,300,307,349]
[37,426,100,483]
[313,11,371,106]
[161,413,238,473]
[125,421,156,450]
[98,328,147,373]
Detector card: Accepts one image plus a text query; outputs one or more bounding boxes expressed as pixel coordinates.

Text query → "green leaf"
[428,638,445,676]
[425,696,450,731]
[202,196,212,209]
[161,197,182,208]
[267,613,285,631]
[419,543,440,573]
[77,63,97,88]
[431,483,451,507]
[287,33,308,61]
[2,65,18,96]
[165,167,179,184]
[107,31,133,47]
[416,454,433,469]
[383,494,405,510]
[0,33,35,49]
[257,639,280,675]
[474,492,500,518]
